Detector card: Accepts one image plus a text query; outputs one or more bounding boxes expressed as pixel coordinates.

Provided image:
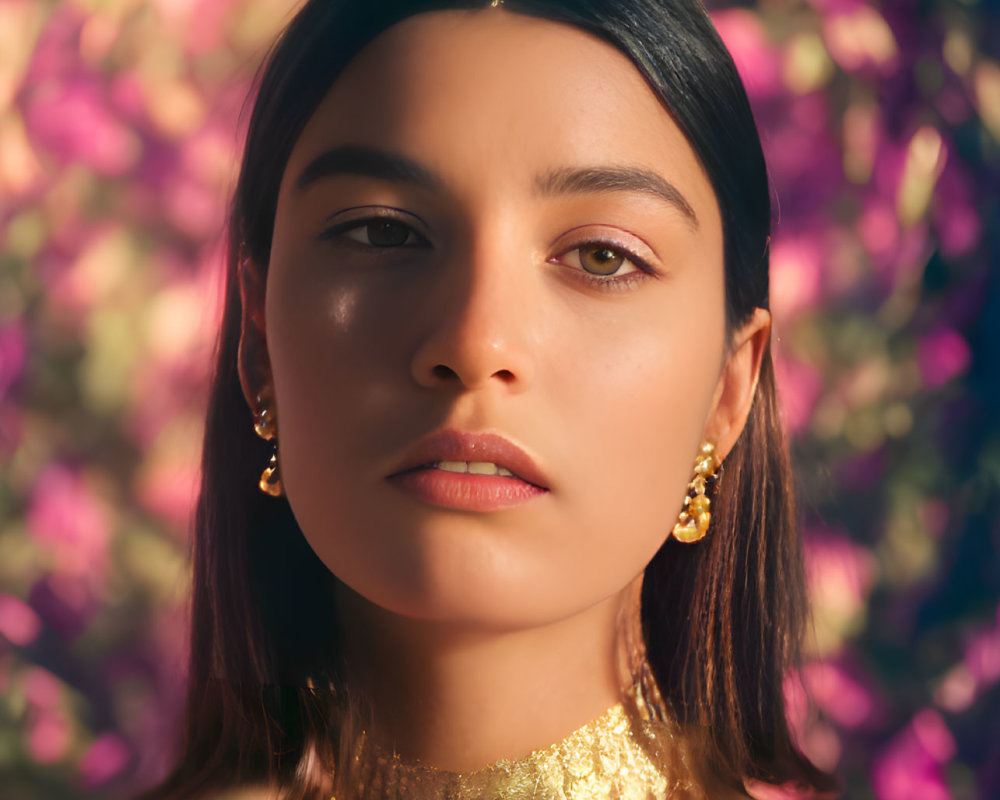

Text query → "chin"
[329,544,616,632]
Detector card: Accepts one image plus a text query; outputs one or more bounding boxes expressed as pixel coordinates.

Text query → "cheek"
[543,296,724,588]
[265,239,431,474]
[265,235,509,601]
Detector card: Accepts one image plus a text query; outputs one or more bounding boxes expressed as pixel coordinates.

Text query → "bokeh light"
[1,0,997,797]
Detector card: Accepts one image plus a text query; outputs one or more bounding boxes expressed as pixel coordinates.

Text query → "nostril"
[429,364,516,386]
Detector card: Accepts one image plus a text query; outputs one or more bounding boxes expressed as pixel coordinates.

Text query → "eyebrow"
[295,145,698,229]
[295,145,442,193]
[535,165,699,229]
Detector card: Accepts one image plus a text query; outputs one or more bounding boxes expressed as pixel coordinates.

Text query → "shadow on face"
[246,9,738,629]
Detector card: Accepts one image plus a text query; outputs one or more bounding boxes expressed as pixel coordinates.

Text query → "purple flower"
[872,710,956,800]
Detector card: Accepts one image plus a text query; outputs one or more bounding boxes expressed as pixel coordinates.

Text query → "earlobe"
[706,307,771,461]
[236,254,274,414]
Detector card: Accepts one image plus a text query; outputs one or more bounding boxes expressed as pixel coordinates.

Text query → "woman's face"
[255,10,744,627]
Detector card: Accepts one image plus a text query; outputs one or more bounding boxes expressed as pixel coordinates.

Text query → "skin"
[237,9,770,774]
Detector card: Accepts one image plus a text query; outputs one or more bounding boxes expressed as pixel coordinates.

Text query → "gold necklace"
[339,683,702,799]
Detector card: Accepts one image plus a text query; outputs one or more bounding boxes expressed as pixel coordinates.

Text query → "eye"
[556,242,646,279]
[578,244,627,276]
[346,219,422,247]
[320,213,429,248]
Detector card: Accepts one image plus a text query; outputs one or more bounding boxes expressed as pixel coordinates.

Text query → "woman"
[142,0,838,798]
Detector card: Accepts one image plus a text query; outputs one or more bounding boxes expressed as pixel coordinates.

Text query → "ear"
[236,255,274,416]
[705,307,771,461]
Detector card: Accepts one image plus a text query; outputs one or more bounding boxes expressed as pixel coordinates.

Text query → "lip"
[386,429,550,490]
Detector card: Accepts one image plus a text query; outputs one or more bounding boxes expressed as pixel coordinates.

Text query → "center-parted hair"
[139,2,837,798]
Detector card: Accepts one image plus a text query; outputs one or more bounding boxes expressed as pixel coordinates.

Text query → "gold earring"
[672,442,721,543]
[252,401,283,497]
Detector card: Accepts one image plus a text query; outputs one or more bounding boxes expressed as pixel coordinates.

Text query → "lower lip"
[386,468,548,511]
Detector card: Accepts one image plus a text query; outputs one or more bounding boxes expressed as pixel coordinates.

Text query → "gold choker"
[342,699,702,799]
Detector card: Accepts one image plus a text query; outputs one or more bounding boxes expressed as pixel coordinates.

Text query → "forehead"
[282,9,719,229]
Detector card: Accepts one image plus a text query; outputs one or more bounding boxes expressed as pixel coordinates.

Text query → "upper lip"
[387,429,550,490]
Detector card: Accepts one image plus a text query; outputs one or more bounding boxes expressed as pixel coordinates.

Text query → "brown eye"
[579,245,624,275]
[365,219,412,247]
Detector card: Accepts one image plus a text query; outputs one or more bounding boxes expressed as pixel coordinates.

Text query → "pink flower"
[28,573,99,641]
[801,660,876,729]
[0,321,27,400]
[774,355,824,434]
[26,465,111,583]
[110,73,146,122]
[965,625,1000,685]
[24,667,63,710]
[164,171,226,238]
[858,199,899,257]
[822,7,900,75]
[78,732,131,789]
[917,327,970,389]
[23,78,141,177]
[712,10,781,98]
[783,669,844,773]
[937,608,1000,711]
[932,168,982,258]
[0,593,42,647]
[28,709,71,764]
[803,529,878,654]
[135,459,200,531]
[872,710,956,800]
[0,401,23,458]
[770,238,823,320]
[169,0,236,57]
[805,530,878,616]
[762,114,838,184]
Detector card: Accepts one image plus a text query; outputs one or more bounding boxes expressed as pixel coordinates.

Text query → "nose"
[409,235,536,393]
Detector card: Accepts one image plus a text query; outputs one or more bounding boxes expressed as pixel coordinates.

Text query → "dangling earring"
[672,442,721,543]
[253,398,283,497]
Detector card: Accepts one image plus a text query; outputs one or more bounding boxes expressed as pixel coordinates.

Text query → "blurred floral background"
[0,0,997,797]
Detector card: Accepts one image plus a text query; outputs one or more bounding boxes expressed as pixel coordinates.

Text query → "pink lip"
[385,429,550,511]
[387,470,547,511]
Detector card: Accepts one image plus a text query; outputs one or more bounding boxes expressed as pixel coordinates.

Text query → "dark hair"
[140,1,837,797]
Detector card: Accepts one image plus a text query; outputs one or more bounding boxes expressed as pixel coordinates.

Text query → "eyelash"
[319,213,430,248]
[551,244,655,292]
[319,214,655,292]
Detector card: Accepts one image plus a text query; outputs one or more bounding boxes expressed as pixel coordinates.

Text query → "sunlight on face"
[265,9,727,627]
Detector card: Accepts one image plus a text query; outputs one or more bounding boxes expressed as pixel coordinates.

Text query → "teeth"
[436,460,470,473]
[433,461,516,477]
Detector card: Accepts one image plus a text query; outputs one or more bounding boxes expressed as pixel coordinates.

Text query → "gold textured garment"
[340,684,702,800]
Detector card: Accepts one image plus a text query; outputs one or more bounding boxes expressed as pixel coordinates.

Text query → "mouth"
[386,429,551,491]
[398,460,521,479]
[386,458,548,512]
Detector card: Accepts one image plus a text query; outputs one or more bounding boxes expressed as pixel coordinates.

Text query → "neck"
[336,577,645,772]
